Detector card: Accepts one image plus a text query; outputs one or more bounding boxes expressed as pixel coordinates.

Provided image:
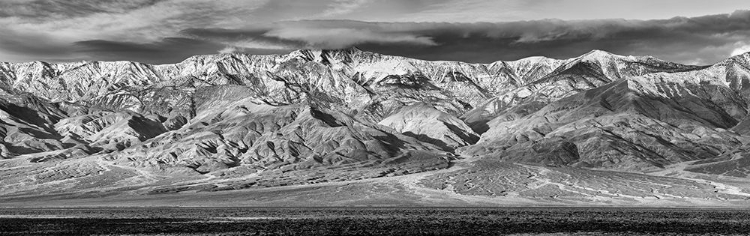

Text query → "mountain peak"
[284,47,373,64]
[575,49,665,66]
[586,49,613,55]
[729,50,750,60]
[3,43,750,206]
[579,49,620,61]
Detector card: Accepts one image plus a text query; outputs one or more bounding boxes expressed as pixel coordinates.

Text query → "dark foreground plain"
[0,207,749,235]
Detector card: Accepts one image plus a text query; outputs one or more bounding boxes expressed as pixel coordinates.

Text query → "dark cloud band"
[0,0,165,19]
[1,6,750,65]
[180,11,750,65]
[74,38,225,64]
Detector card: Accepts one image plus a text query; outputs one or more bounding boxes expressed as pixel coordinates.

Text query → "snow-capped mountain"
[2,48,750,206]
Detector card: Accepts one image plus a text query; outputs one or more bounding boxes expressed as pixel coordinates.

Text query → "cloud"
[73,37,295,63]
[0,0,166,19]
[319,0,371,17]
[218,47,239,54]
[181,27,302,48]
[0,0,269,62]
[397,0,750,22]
[262,24,438,48]
[732,43,750,57]
[183,21,440,49]
[0,27,79,62]
[74,38,226,63]
[179,11,750,65]
[0,0,749,65]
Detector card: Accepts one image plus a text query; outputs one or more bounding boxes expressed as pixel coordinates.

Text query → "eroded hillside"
[1,48,750,206]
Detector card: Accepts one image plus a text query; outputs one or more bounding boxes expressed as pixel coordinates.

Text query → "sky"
[1,0,750,65]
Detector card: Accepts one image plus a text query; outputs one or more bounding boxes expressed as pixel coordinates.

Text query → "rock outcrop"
[1,48,750,197]
[379,103,479,150]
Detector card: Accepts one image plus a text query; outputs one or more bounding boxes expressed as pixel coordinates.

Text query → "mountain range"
[1,48,750,207]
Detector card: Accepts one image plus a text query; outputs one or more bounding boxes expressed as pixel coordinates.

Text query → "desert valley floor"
[1,154,749,207]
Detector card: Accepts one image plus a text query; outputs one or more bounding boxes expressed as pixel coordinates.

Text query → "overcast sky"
[1,0,750,65]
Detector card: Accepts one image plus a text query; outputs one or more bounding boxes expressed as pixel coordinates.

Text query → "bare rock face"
[463,54,750,171]
[0,95,68,158]
[56,111,167,151]
[2,48,750,198]
[379,103,479,150]
[112,94,439,175]
[460,50,705,133]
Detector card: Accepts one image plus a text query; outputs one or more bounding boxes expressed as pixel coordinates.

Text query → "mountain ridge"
[2,48,750,206]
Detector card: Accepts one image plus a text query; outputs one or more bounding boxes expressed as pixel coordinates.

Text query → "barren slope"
[0,49,749,206]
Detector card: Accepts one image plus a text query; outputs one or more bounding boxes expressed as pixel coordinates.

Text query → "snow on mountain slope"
[459,50,707,133]
[2,49,750,201]
[463,59,750,171]
[379,103,479,149]
[0,49,719,161]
